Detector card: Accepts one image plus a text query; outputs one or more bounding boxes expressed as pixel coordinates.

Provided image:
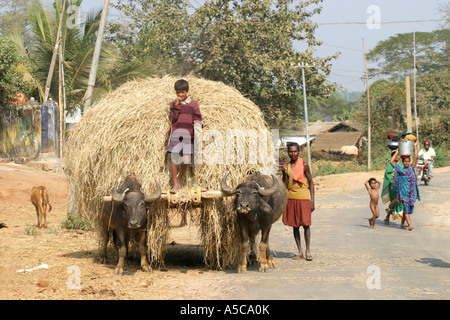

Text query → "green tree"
[355,79,407,157]
[0,38,32,104]
[191,0,338,119]
[107,0,191,76]
[6,0,144,112]
[361,23,449,157]
[302,89,359,122]
[366,29,450,81]
[109,0,339,127]
[416,69,450,148]
[0,0,33,46]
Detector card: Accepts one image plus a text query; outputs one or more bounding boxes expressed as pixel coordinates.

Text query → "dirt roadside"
[0,162,448,300]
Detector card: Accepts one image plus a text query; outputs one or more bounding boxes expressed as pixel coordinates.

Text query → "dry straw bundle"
[64,75,275,269]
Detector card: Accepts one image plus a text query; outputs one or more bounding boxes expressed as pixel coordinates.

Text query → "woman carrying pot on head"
[390,140,420,231]
[381,150,404,224]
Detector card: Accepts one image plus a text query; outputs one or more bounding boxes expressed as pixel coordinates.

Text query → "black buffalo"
[221,172,287,273]
[100,175,161,275]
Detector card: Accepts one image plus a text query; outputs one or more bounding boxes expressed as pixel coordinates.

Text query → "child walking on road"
[365,178,381,229]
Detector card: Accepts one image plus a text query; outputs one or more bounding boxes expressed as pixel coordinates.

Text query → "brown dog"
[31,186,52,228]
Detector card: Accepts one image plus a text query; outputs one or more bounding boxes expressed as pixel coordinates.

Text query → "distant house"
[279,135,316,148]
[65,106,82,131]
[280,120,363,160]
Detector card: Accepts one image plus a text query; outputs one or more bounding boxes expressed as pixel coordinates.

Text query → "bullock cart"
[64,76,276,270]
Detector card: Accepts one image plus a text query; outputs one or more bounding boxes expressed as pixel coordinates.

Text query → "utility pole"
[413,32,419,141]
[58,24,65,158]
[292,62,314,170]
[44,0,66,103]
[406,76,412,132]
[84,0,110,110]
[301,63,312,169]
[363,38,371,171]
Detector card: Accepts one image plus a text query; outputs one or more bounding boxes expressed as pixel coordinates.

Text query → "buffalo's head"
[221,173,278,218]
[112,182,161,228]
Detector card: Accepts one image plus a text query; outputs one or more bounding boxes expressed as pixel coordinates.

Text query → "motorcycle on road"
[416,158,431,185]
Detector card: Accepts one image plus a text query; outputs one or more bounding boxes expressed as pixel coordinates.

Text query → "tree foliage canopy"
[0,0,33,45]
[359,23,449,158]
[366,29,450,81]
[0,38,32,104]
[3,0,145,112]
[109,0,339,127]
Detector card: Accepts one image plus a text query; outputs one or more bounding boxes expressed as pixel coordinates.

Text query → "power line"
[317,19,444,26]
[329,76,364,84]
[329,75,364,83]
[332,68,364,74]
[330,72,360,78]
[321,43,362,52]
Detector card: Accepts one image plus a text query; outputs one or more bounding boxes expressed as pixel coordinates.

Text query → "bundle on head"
[63,75,276,269]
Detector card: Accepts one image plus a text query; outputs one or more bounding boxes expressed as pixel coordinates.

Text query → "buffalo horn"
[111,187,128,203]
[257,174,278,196]
[144,182,162,203]
[220,172,237,195]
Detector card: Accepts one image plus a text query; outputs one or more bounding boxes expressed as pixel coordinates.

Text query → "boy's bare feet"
[171,181,181,193]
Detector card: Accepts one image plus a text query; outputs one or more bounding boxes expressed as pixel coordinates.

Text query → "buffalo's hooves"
[259,263,270,272]
[238,266,247,273]
[142,265,152,273]
[114,267,124,275]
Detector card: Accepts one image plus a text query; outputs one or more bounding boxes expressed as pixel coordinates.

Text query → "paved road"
[220,169,450,300]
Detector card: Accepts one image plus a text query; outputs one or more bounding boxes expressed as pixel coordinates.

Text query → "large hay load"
[64,76,276,269]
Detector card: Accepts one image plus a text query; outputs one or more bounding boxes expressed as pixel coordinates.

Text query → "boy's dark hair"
[368,178,376,184]
[174,79,189,91]
[286,142,300,151]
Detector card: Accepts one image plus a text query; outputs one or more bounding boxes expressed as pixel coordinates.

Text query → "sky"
[78,0,447,93]
[308,0,447,93]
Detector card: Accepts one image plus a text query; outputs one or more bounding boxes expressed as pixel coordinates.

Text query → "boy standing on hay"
[167,79,202,193]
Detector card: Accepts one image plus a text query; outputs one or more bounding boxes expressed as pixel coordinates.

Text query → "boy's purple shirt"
[168,98,202,141]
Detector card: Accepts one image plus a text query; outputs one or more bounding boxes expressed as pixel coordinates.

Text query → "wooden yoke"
[102,187,232,228]
[102,188,230,204]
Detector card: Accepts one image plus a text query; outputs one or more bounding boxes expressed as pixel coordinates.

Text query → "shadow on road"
[415,258,450,268]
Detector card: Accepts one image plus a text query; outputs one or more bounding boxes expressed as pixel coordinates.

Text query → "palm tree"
[6,0,145,113]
